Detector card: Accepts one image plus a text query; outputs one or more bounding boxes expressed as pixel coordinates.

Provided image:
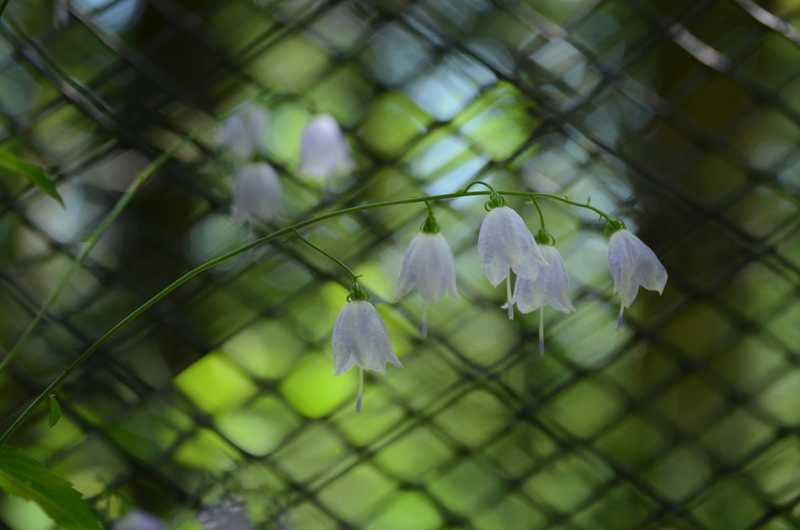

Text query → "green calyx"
[484,190,505,211]
[604,218,627,236]
[535,228,556,246]
[347,280,369,302]
[421,204,440,234]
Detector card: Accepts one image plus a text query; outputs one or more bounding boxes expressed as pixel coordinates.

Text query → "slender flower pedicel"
[477,189,545,319]
[333,283,401,412]
[607,227,668,327]
[232,163,284,224]
[506,241,575,354]
[217,103,267,160]
[397,206,458,337]
[299,114,354,181]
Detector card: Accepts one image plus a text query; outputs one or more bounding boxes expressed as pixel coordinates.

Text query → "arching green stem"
[0,186,618,441]
[294,231,360,284]
[530,196,546,231]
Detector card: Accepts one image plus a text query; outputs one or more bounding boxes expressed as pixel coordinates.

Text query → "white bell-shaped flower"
[217,103,267,160]
[506,244,575,354]
[333,300,401,375]
[478,205,545,319]
[608,228,668,327]
[299,114,353,181]
[397,232,458,303]
[232,163,284,224]
[333,294,401,412]
[397,227,458,338]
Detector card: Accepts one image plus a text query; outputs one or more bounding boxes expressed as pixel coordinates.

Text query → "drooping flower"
[299,114,353,181]
[217,103,267,160]
[333,300,401,375]
[607,228,668,327]
[232,162,284,224]
[505,244,575,354]
[478,204,545,319]
[397,209,458,337]
[333,286,401,412]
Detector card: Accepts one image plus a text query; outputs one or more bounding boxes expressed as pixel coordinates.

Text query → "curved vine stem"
[0,187,617,442]
[294,230,360,284]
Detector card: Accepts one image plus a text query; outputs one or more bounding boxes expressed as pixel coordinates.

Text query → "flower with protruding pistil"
[397,207,458,336]
[607,227,668,327]
[505,239,574,354]
[333,283,401,412]
[478,193,545,319]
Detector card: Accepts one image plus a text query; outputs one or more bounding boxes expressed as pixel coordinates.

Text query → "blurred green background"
[1,0,799,529]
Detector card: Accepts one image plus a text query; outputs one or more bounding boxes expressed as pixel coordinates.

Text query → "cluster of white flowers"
[218,105,353,225]
[332,191,667,411]
[217,104,667,413]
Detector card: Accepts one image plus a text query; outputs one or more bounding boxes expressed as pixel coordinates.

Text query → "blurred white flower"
[478,205,545,319]
[608,228,667,327]
[217,103,267,159]
[199,502,253,530]
[505,245,575,354]
[333,300,401,375]
[299,114,353,181]
[397,228,458,337]
[232,162,284,224]
[113,510,166,530]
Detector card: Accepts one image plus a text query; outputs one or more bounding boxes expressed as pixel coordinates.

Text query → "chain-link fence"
[1,0,799,528]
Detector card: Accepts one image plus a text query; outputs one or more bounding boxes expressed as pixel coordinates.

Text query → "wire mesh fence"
[0,0,799,528]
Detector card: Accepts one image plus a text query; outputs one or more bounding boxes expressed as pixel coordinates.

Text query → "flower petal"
[420,234,458,303]
[332,302,360,375]
[478,207,513,286]
[539,246,575,313]
[396,234,422,299]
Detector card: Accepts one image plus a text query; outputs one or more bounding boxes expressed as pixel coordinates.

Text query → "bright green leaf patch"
[0,446,102,530]
[0,151,63,206]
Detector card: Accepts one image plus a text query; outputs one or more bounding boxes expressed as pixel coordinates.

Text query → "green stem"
[294,231,359,283]
[530,196,546,230]
[0,136,187,376]
[0,0,10,18]
[0,187,616,441]
[534,193,617,224]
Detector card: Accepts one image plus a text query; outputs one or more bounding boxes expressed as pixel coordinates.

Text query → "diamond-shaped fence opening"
[0,0,799,529]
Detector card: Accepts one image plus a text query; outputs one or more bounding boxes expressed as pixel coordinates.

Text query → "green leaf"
[48,394,62,428]
[0,151,64,206]
[0,446,103,530]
